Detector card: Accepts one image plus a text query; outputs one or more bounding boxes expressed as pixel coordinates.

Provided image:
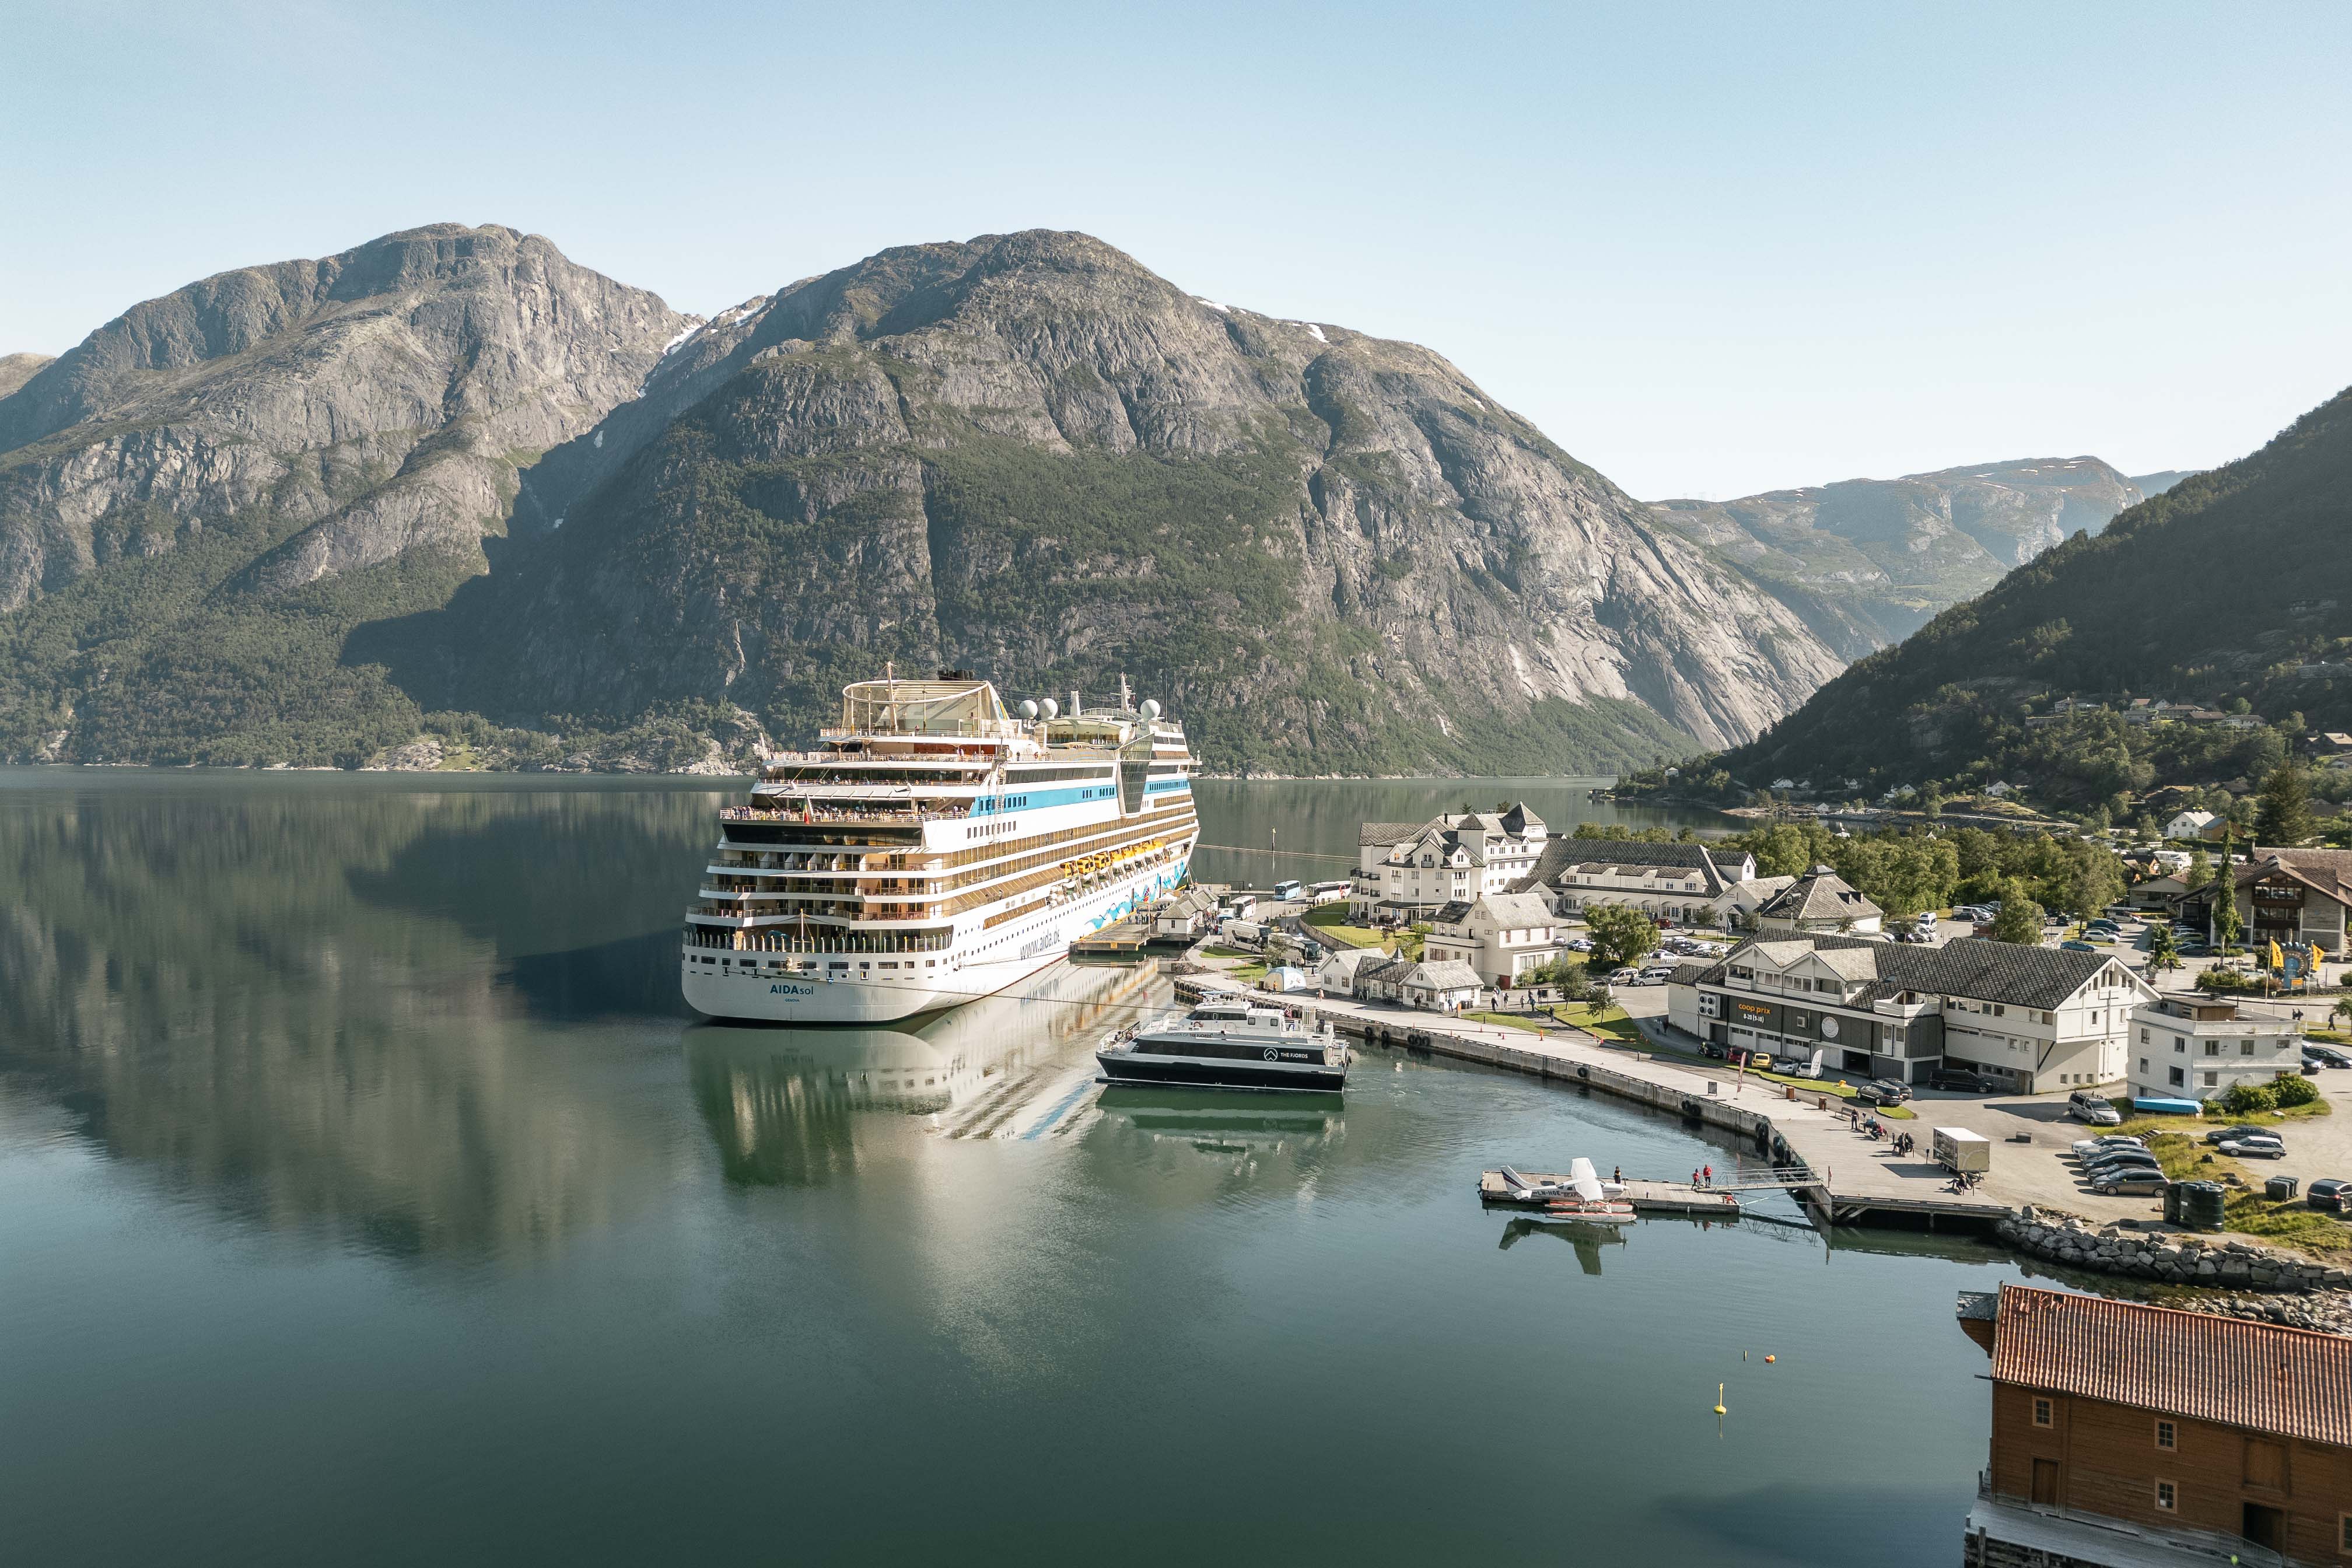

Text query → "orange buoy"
[1765,1354,1776,1363]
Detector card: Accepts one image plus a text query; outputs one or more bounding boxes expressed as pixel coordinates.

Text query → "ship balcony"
[723,803,970,826]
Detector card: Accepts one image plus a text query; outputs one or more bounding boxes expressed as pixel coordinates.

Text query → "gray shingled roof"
[1756,868,1882,923]
[1359,821,1427,847]
[1692,933,2143,1011]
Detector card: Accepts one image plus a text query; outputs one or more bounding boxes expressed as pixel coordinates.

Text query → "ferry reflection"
[1497,1215,1628,1275]
[1093,1087,1340,1157]
[685,960,1158,1185]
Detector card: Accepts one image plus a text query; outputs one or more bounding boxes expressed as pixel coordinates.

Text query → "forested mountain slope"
[1725,385,2352,785]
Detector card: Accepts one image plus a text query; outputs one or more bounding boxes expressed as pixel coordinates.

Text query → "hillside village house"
[2228,848,2352,956]
[1424,892,1561,989]
[1532,839,1760,928]
[1352,806,1548,921]
[1959,1284,2352,1568]
[1668,934,2151,1088]
[2166,809,2221,841]
[2129,995,2302,1104]
[1753,866,1884,935]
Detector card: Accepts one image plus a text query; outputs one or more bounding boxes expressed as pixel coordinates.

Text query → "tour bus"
[1224,894,1259,919]
[1273,879,1304,902]
[1307,880,1351,905]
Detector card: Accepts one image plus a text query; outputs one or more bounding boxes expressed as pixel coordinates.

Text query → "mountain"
[1724,386,2352,786]
[2129,469,2197,496]
[383,230,1845,776]
[0,225,690,762]
[0,354,52,399]
[1649,457,2157,656]
[0,226,1847,774]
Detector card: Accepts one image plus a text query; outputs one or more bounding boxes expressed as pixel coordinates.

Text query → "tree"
[2274,1073,2319,1108]
[2147,923,2182,974]
[1990,878,2045,944]
[1584,905,1660,968]
[2211,831,2243,949]
[2255,763,2316,846]
[2063,856,2125,923]
[2220,1079,2277,1115]
[2185,845,2211,890]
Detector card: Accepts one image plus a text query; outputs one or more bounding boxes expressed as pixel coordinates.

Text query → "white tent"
[1260,965,1311,993]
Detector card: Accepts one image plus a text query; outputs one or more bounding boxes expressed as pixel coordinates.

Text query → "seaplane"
[1496,1159,1636,1224]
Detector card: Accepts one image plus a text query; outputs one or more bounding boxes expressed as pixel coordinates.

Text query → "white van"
[1637,964,1675,985]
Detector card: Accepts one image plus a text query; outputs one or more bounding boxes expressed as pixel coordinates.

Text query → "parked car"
[2218,1138,2288,1160]
[1857,1079,1913,1105]
[1563,937,1594,953]
[2205,1124,2280,1145]
[1700,1041,1727,1060]
[2307,1178,2352,1213]
[2084,1157,2164,1181]
[2304,1042,2352,1069]
[2060,940,2098,953]
[2067,1090,2122,1126]
[2092,1171,2171,1196]
[2071,1135,2146,1156]
[1609,968,1640,985]
[1929,1068,2004,1093]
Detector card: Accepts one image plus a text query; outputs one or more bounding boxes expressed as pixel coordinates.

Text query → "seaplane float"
[1492,1158,1636,1224]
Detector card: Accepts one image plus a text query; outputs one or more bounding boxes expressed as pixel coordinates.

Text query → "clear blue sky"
[6,1,2348,499]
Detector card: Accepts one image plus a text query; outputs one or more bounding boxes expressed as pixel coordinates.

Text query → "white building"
[1354,956,1485,1013]
[2165,809,2220,841]
[1152,887,1220,940]
[1352,804,1548,919]
[1314,947,1389,994]
[1667,933,2152,1090]
[1425,892,1561,988]
[2128,995,2301,1102]
[1540,838,1760,927]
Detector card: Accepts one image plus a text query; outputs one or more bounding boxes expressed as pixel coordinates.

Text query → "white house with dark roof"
[1350,804,1548,919]
[1515,836,1762,928]
[1425,892,1562,988]
[1667,933,2152,1088]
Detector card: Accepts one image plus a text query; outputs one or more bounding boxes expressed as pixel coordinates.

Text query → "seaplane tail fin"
[1498,1166,1534,1194]
[1567,1157,1605,1202]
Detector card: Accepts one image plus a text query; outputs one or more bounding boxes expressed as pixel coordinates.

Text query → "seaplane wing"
[1566,1156,1606,1203]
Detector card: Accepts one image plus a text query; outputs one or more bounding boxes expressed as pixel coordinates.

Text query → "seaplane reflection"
[1497,1215,1628,1275]
[684,961,1160,1184]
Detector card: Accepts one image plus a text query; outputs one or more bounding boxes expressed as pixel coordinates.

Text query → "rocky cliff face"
[1651,457,2154,656]
[0,354,52,400]
[431,231,1843,773]
[0,224,688,611]
[0,226,690,765]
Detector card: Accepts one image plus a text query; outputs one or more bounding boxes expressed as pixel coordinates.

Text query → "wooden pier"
[1071,918,1153,954]
[1478,1171,1746,1217]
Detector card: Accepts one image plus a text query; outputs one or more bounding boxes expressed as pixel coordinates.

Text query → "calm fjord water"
[4,772,2031,1565]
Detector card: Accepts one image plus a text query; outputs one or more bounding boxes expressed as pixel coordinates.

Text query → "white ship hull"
[682,856,1190,1024]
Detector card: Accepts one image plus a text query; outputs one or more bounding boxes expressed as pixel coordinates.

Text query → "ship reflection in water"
[685,959,1162,1184]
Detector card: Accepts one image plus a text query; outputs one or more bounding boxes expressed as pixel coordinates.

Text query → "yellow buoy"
[1713,1383,1727,1415]
[1765,1354,1776,1363]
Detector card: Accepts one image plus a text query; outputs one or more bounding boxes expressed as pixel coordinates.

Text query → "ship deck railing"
[682,929,953,955]
[722,804,971,825]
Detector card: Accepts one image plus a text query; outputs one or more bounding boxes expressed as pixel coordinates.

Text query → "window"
[2169,1065,2186,1087]
[2140,1027,2150,1043]
[2203,1072,2217,1087]
[2341,1514,2352,1553]
[2140,1058,2149,1073]
[2155,1480,2176,1512]
[2155,1419,2175,1451]
[2033,1398,2053,1427]
[2205,1041,2220,1056]
[2242,1041,2256,1056]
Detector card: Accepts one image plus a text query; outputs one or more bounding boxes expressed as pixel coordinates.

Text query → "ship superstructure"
[681,673,1198,1023]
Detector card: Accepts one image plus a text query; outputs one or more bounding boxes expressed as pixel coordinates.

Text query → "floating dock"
[1071,918,1153,954]
[1478,1171,1745,1217]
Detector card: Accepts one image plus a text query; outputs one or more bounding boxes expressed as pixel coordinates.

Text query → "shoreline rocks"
[1997,1208,2352,1333]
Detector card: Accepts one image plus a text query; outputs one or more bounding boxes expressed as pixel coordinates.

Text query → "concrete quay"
[1171,974,2010,1230]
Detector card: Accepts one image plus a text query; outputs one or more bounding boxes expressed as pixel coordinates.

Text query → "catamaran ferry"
[681,671,1198,1024]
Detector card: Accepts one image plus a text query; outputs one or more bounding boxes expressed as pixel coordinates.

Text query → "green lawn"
[1231,962,1268,983]
[1549,1002,1645,1046]
[1465,1011,1546,1034]
[1301,904,1390,950]
[2115,1099,2330,1139]
[2134,1130,2351,1259]
[1199,944,1256,960]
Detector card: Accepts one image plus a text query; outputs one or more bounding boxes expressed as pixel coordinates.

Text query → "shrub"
[2272,1073,2320,1108]
[2195,967,2260,993]
[2220,1080,2278,1115]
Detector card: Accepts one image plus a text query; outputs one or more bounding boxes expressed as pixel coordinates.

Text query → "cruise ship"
[681,672,1199,1024]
